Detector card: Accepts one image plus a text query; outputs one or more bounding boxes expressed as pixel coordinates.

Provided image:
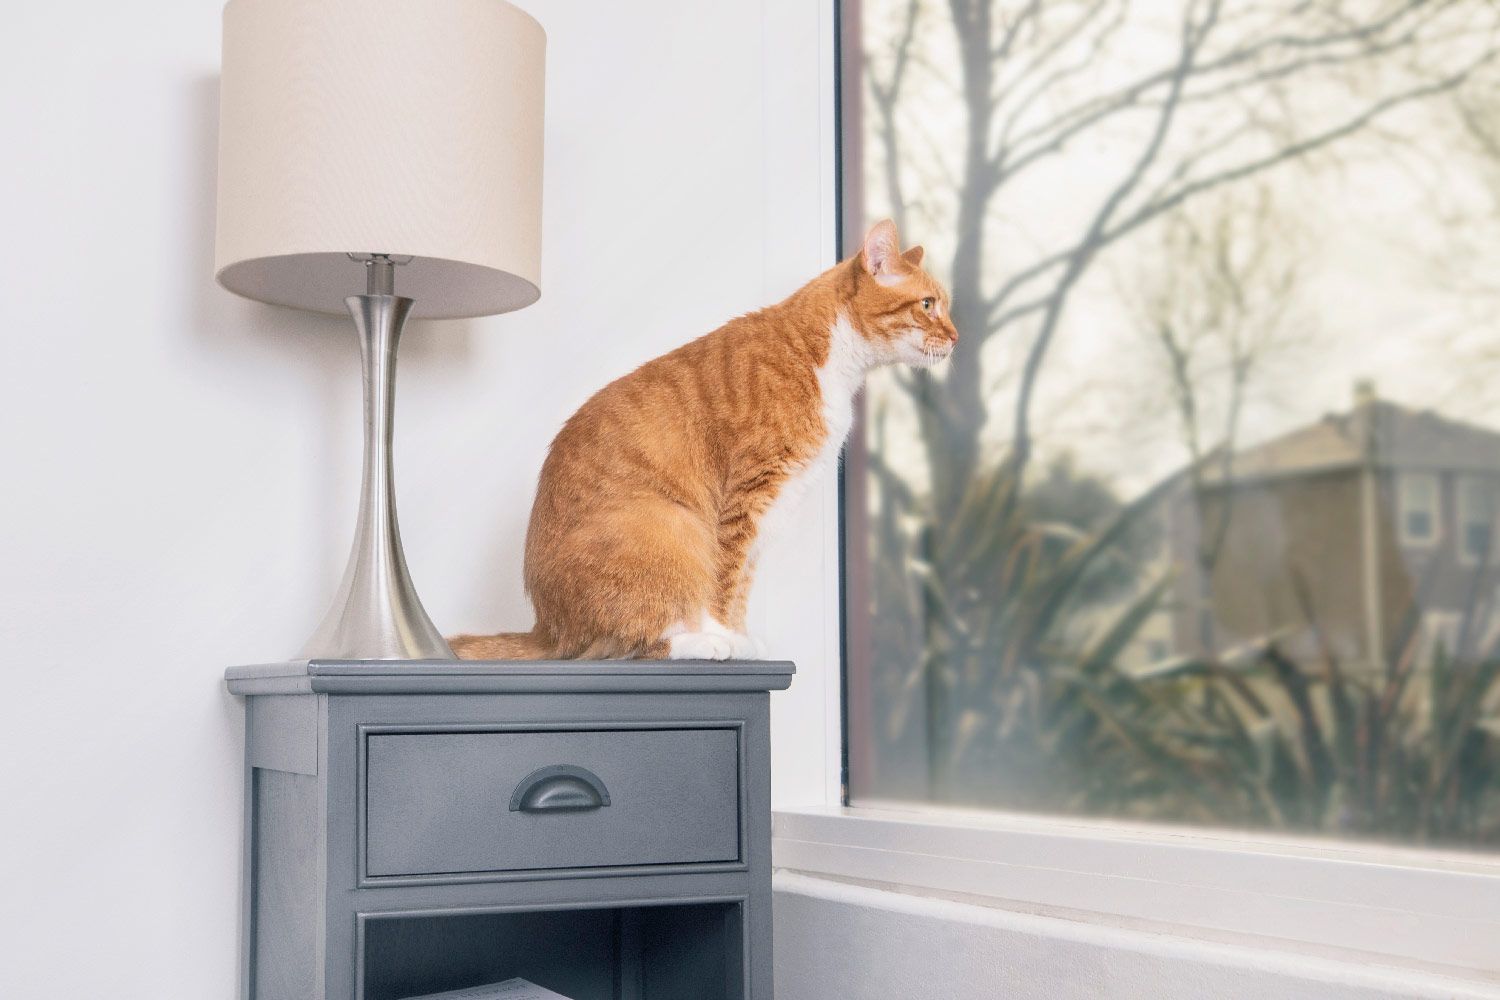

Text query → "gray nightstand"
[226,659,793,1000]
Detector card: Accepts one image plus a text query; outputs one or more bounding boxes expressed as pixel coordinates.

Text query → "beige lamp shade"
[215,0,545,319]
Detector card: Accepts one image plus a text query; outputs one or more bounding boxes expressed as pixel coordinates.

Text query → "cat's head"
[847,219,959,367]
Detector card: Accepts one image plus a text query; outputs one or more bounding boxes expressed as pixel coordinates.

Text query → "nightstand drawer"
[364,728,740,877]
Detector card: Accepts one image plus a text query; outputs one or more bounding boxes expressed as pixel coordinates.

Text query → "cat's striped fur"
[449,221,957,660]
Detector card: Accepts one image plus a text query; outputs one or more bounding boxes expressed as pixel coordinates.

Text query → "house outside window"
[1398,472,1439,548]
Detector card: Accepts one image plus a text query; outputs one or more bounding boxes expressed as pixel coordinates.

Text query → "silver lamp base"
[299,260,452,660]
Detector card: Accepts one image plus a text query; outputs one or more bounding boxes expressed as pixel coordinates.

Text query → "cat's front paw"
[699,619,767,659]
[668,631,735,661]
[729,633,767,659]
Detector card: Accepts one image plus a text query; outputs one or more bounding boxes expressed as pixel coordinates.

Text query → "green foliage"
[867,454,1500,847]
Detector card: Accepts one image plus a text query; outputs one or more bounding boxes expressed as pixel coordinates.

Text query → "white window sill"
[771,804,1500,982]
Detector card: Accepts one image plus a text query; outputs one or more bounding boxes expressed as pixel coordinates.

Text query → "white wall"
[0,1,831,996]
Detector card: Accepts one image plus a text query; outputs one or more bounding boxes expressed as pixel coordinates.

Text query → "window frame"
[762,0,1500,983]
[772,805,1500,977]
[1398,471,1441,549]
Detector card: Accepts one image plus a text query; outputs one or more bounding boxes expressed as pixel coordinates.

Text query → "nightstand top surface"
[225,658,796,696]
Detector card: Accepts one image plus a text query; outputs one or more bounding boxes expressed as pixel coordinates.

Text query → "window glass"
[843,0,1500,848]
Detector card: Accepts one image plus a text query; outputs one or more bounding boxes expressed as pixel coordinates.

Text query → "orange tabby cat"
[450,220,957,660]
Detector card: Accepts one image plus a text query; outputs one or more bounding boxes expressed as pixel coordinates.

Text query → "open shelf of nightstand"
[361,901,744,1000]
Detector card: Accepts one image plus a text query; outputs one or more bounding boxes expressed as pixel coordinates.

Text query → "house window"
[1457,477,1497,565]
[841,0,1500,851]
[1398,473,1439,547]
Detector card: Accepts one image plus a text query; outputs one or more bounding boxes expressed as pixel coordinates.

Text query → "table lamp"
[214,0,545,660]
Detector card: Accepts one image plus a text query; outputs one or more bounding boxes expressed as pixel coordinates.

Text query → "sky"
[860,0,1500,499]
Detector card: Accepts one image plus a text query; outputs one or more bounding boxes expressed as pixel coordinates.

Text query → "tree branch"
[867,0,923,236]
[1010,0,1221,479]
[986,45,1496,331]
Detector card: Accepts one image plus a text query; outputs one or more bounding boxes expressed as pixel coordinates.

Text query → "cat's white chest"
[753,315,868,557]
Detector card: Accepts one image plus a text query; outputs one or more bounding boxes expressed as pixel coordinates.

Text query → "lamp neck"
[365,256,396,296]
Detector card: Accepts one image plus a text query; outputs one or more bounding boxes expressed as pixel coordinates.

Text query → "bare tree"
[845,0,1500,834]
[854,0,1500,806]
[864,0,1500,518]
[1124,181,1307,650]
[1440,70,1500,298]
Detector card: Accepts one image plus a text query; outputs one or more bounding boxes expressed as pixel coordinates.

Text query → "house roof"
[1200,396,1500,483]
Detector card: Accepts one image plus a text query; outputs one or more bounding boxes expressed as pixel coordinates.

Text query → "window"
[1457,476,1498,565]
[1398,473,1439,547]
[840,0,1500,852]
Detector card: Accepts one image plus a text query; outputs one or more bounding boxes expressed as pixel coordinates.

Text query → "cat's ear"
[862,219,901,278]
[902,245,924,267]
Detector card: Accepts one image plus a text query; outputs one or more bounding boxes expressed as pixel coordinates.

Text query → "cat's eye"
[920,297,935,313]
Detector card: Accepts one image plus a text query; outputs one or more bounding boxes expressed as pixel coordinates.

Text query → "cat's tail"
[448,628,555,660]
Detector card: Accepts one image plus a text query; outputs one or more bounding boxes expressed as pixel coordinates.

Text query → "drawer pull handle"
[509,765,612,813]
